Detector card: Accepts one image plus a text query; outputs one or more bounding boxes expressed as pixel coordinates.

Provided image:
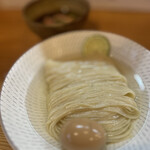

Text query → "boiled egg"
[60,118,107,150]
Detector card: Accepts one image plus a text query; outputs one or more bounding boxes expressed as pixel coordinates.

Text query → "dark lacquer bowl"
[23,0,90,38]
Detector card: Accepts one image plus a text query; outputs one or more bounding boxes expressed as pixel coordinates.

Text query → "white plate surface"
[0,30,150,150]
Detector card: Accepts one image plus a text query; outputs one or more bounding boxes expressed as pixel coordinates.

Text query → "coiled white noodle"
[45,59,140,143]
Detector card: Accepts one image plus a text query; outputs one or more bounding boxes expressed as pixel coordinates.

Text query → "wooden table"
[0,10,150,150]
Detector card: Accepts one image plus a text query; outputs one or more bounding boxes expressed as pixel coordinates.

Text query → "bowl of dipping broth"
[23,0,90,38]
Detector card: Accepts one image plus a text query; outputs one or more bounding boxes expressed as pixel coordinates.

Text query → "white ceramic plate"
[0,31,150,150]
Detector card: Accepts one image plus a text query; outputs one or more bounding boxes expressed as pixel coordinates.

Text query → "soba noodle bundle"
[45,59,140,143]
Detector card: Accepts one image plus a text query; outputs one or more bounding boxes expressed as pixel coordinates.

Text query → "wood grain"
[0,10,150,150]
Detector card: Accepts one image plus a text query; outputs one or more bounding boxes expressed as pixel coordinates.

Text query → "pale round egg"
[60,118,107,150]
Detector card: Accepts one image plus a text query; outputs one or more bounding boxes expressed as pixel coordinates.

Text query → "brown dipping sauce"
[35,11,79,27]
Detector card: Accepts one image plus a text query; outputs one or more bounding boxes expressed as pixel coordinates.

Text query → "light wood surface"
[0,10,150,150]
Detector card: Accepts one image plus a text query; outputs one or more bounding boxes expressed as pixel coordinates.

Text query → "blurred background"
[0,1,150,149]
[1,0,150,11]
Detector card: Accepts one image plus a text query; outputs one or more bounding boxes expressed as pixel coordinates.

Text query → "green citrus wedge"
[82,35,110,57]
